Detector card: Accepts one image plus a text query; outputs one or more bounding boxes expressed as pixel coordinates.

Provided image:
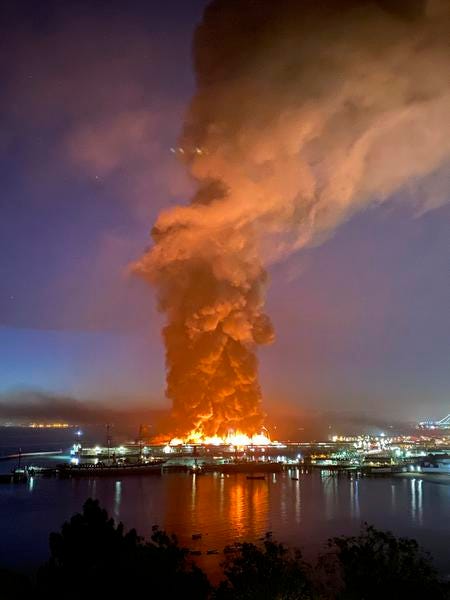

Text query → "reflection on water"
[245,479,269,539]
[292,471,301,524]
[163,473,269,549]
[114,481,122,520]
[350,479,360,519]
[229,479,245,537]
[410,478,423,526]
[191,473,197,512]
[0,472,449,576]
[323,474,339,521]
[391,483,396,511]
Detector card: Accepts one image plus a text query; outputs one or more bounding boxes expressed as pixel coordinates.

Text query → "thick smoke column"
[139,193,275,438]
[135,0,450,439]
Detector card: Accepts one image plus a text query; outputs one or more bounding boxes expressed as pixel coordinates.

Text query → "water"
[0,429,449,579]
[0,425,109,459]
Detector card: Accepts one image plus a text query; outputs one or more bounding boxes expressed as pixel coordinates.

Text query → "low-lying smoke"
[0,390,165,428]
[135,0,450,439]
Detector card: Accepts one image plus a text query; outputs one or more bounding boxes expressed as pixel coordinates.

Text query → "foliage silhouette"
[1,500,449,600]
[36,497,210,600]
[316,523,449,600]
[0,568,32,600]
[215,533,314,599]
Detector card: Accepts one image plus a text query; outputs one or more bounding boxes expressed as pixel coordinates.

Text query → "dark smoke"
[135,0,450,439]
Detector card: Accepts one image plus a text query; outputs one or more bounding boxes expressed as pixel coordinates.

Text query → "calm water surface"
[0,469,449,578]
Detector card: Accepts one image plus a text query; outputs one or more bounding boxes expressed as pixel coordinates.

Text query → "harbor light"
[70,443,81,455]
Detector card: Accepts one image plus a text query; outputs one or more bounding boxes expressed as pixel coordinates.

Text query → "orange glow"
[228,480,245,537]
[169,429,275,447]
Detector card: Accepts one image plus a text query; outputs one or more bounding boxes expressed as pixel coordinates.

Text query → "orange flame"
[169,429,274,447]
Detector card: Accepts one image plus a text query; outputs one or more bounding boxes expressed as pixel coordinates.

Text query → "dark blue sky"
[1,0,448,422]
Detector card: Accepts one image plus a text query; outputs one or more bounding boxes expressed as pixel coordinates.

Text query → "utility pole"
[106,424,112,461]
[138,424,143,460]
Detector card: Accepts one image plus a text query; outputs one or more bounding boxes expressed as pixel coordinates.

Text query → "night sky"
[1,0,449,423]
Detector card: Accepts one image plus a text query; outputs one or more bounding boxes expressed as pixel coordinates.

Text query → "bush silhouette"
[317,523,449,600]
[0,568,32,600]
[215,533,314,599]
[37,498,210,599]
[2,500,448,600]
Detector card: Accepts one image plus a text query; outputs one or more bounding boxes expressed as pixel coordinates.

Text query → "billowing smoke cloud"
[135,0,450,438]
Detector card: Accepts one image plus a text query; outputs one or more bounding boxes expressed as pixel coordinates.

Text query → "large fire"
[135,0,449,444]
[169,430,274,447]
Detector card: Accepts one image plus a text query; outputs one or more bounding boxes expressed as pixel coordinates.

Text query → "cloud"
[0,4,193,215]
[0,4,196,332]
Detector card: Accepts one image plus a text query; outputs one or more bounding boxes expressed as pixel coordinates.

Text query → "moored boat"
[418,458,450,474]
[59,460,166,478]
[0,468,29,484]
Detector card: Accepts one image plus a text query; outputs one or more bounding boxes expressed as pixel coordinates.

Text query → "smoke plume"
[0,389,167,429]
[134,0,450,438]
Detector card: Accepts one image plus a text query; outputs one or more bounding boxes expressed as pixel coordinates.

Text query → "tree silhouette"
[215,533,314,599]
[37,498,210,600]
[2,501,448,600]
[0,568,32,600]
[317,524,449,600]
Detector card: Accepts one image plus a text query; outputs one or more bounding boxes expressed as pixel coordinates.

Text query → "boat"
[418,459,450,474]
[27,466,57,477]
[246,475,266,480]
[12,468,28,483]
[192,533,202,540]
[366,466,393,474]
[59,460,166,478]
[0,468,28,484]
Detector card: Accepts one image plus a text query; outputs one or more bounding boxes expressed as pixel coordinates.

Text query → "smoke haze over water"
[0,390,166,429]
[135,0,450,438]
